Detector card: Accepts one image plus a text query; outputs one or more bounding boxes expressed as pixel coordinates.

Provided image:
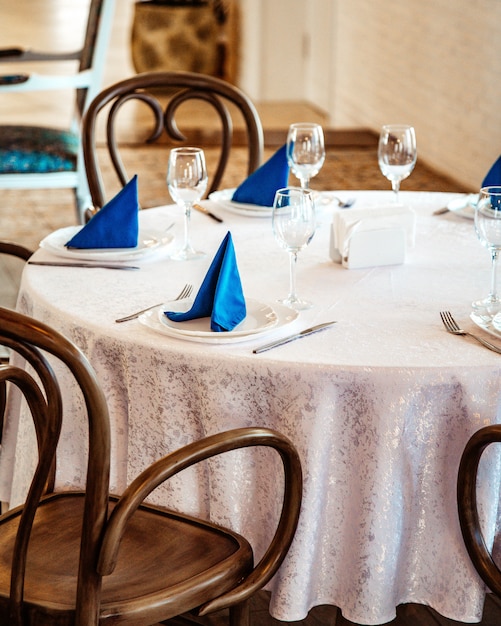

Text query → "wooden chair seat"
[0,126,78,174]
[0,493,252,625]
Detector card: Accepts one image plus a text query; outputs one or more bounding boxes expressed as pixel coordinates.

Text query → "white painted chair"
[0,0,116,224]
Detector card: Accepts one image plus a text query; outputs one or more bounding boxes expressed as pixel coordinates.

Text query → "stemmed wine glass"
[286,123,325,190]
[473,186,501,321]
[272,187,316,310]
[378,124,417,202]
[167,146,208,260]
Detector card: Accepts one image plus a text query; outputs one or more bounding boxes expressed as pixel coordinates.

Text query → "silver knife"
[28,261,140,270]
[433,206,450,215]
[252,321,337,354]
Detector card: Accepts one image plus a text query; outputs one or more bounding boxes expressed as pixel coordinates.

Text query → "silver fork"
[115,283,193,323]
[318,193,356,209]
[439,311,501,354]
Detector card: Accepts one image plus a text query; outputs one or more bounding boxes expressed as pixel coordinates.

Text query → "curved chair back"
[458,424,501,595]
[0,241,33,363]
[82,70,264,210]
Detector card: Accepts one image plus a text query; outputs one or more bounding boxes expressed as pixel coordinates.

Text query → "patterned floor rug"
[1,144,471,252]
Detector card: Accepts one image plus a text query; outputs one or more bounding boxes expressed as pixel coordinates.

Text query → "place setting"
[210,122,332,217]
[439,184,501,353]
[139,181,336,351]
[35,175,175,268]
[433,155,501,219]
[432,155,501,350]
[138,230,300,345]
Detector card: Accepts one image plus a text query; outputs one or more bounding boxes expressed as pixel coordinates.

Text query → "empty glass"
[286,123,325,190]
[473,186,501,321]
[272,187,316,310]
[167,147,208,261]
[378,124,417,202]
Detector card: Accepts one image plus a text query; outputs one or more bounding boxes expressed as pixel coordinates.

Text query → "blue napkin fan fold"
[166,231,246,332]
[232,144,289,207]
[66,175,139,249]
[482,156,501,188]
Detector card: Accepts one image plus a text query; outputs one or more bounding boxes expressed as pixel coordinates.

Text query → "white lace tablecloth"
[2,190,501,625]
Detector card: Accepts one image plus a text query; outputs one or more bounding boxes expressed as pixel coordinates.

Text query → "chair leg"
[229,600,250,626]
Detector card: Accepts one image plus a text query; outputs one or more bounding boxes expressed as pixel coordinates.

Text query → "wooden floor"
[2,2,500,625]
[165,589,501,626]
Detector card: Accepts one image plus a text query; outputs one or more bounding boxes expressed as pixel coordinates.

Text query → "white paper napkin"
[330,204,416,269]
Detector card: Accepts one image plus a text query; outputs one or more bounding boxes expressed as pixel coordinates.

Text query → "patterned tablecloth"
[2,190,501,625]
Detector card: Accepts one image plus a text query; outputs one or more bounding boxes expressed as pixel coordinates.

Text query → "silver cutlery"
[439,311,501,354]
[115,283,193,323]
[252,321,337,354]
[28,261,140,270]
[317,193,356,209]
[433,206,450,215]
[333,196,356,209]
[193,203,223,223]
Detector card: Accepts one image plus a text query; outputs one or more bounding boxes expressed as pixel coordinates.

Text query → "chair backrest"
[0,306,110,620]
[82,70,264,210]
[0,241,32,360]
[76,0,116,120]
[0,0,115,119]
[0,0,116,222]
[457,424,501,596]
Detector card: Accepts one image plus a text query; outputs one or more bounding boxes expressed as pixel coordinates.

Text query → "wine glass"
[286,123,325,190]
[272,187,316,310]
[378,124,417,202]
[167,147,208,261]
[473,186,501,321]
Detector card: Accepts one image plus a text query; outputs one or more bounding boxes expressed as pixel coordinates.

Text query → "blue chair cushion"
[0,125,78,173]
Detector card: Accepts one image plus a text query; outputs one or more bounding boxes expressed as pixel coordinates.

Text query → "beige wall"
[330,0,501,189]
[3,0,497,189]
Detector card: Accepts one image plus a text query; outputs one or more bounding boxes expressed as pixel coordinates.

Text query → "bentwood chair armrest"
[457,424,501,596]
[0,241,33,260]
[0,69,94,92]
[98,427,303,609]
[0,47,81,62]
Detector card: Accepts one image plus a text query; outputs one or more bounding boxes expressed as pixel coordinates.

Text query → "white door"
[239,0,333,112]
[304,0,334,113]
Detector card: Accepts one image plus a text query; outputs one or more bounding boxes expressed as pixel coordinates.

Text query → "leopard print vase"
[131,2,225,78]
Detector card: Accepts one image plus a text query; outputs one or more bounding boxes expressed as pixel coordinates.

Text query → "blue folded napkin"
[66,175,139,249]
[165,231,246,332]
[482,156,501,187]
[231,144,289,207]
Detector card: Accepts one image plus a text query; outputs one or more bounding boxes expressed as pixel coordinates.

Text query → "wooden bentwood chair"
[0,307,302,626]
[457,425,501,595]
[81,70,264,212]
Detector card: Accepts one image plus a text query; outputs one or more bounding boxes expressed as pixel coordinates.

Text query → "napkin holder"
[329,204,415,269]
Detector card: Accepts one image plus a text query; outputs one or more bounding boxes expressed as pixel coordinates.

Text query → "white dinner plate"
[40,226,174,261]
[209,189,272,217]
[470,312,501,339]
[139,300,298,344]
[159,298,278,337]
[446,194,478,220]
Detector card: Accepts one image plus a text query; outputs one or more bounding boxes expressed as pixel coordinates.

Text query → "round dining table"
[2,190,501,625]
